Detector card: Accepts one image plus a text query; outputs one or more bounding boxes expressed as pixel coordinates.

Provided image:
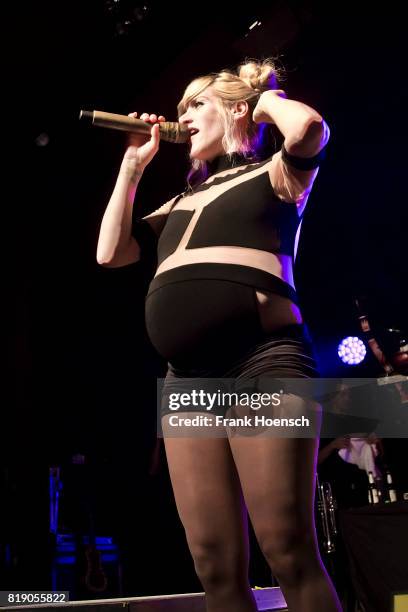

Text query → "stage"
[0,589,287,612]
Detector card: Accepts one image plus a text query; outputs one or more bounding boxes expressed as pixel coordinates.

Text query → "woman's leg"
[228,399,342,612]
[163,416,257,612]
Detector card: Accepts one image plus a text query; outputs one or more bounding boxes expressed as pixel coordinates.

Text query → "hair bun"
[238,59,281,91]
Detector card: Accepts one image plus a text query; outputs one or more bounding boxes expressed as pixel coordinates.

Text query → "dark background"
[3,0,407,599]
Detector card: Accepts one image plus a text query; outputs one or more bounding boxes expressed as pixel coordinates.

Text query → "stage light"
[249,20,262,30]
[338,336,366,365]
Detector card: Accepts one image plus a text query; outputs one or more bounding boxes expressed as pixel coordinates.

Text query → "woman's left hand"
[252,89,287,124]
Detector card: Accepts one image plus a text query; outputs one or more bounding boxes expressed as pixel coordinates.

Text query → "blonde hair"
[178,58,283,187]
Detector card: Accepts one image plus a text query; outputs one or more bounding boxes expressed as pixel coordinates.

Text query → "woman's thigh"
[227,398,320,545]
[162,416,249,563]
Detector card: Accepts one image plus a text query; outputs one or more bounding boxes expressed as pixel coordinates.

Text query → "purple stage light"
[338,336,367,365]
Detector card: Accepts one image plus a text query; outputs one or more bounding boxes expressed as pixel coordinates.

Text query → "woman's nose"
[179,111,191,124]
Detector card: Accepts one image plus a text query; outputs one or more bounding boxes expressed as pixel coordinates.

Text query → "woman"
[97,60,340,611]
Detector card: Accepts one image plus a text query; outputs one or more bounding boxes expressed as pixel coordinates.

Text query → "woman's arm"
[96,113,162,268]
[253,91,330,206]
[96,160,144,267]
[253,90,330,155]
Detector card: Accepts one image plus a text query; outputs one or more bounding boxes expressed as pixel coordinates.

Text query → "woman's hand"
[123,112,166,169]
[252,90,287,124]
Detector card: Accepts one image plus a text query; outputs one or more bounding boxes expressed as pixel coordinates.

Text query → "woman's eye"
[192,100,204,108]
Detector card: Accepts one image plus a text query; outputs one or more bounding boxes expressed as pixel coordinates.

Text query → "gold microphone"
[79,110,189,144]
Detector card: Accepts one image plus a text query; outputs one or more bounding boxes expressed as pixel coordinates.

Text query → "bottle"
[368,471,379,504]
[385,470,397,503]
[376,477,383,503]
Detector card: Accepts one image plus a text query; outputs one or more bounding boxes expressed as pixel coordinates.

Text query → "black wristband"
[281,144,326,170]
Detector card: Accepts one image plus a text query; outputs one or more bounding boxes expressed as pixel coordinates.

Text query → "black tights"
[163,412,342,612]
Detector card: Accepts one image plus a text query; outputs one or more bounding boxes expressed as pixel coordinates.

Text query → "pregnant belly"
[145,279,263,369]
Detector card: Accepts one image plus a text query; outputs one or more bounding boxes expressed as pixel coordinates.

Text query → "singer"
[96,59,340,611]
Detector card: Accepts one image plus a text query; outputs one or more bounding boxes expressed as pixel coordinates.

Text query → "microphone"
[79,110,189,144]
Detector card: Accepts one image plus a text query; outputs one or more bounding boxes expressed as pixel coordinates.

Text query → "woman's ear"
[231,100,249,119]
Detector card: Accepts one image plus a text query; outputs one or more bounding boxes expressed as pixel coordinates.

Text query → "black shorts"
[160,324,319,417]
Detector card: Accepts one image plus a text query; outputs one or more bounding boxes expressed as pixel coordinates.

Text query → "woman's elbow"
[96,239,141,267]
[287,118,330,157]
[319,118,330,148]
[96,245,112,266]
[96,254,111,266]
[305,117,330,149]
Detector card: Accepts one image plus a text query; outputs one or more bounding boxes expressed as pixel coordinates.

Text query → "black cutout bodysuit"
[133,154,317,376]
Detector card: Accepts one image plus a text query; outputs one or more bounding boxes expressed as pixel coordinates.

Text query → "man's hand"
[330,436,351,450]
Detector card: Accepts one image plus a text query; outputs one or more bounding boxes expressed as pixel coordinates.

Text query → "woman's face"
[179,87,226,161]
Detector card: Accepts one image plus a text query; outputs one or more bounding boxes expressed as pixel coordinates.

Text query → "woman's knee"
[259,528,320,586]
[190,540,245,589]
